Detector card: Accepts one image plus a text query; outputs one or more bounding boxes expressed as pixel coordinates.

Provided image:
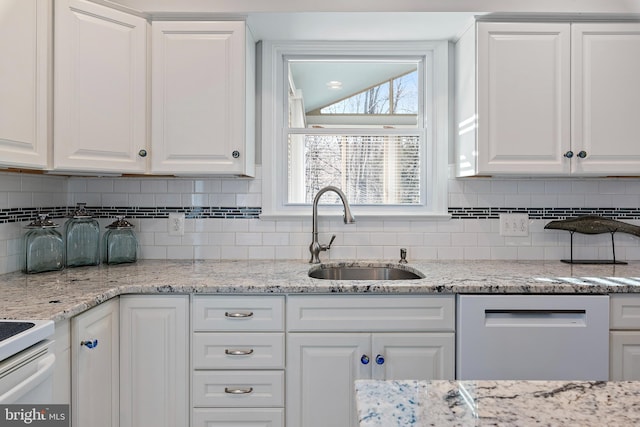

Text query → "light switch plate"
[499,213,529,237]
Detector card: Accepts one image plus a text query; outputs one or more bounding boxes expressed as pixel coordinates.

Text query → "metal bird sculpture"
[544,215,640,264]
[544,215,640,237]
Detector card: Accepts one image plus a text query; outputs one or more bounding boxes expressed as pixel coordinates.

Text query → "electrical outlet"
[499,213,529,237]
[168,213,185,236]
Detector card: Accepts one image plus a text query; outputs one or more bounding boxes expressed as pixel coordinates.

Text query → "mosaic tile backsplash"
[1,169,640,274]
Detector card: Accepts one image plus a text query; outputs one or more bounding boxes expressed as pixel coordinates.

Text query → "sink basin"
[308,264,424,280]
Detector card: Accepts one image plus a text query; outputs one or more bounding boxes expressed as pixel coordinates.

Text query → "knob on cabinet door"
[232,150,240,158]
[375,354,385,365]
[577,150,588,158]
[360,355,370,365]
[138,149,148,158]
[564,151,574,158]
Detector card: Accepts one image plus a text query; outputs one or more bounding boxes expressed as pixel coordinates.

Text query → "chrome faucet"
[309,186,355,263]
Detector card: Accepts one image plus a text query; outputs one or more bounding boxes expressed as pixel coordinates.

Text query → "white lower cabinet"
[610,295,640,380]
[372,333,455,380]
[120,295,189,427]
[52,319,70,405]
[287,333,369,427]
[286,295,455,427]
[192,296,285,427]
[69,292,456,427]
[71,298,119,427]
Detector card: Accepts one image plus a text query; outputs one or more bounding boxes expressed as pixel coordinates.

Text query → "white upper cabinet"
[477,22,571,175]
[151,21,255,176]
[54,0,147,173]
[456,20,640,177]
[0,0,51,169]
[571,23,640,175]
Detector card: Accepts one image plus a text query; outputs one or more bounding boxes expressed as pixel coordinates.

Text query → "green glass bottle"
[103,217,137,265]
[65,203,100,267]
[24,214,64,274]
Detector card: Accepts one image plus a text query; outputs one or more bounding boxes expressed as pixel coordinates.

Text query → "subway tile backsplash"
[1,168,640,274]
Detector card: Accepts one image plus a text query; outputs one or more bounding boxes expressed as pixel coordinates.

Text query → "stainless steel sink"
[308,264,424,280]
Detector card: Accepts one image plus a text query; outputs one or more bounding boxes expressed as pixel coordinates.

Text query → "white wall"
[0,173,68,274]
[2,169,639,274]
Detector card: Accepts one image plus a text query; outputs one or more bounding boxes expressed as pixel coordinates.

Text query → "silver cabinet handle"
[577,150,588,158]
[224,387,253,394]
[225,349,254,356]
[564,150,574,158]
[225,311,253,318]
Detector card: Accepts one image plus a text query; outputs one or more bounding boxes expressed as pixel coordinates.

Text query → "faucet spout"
[309,186,355,263]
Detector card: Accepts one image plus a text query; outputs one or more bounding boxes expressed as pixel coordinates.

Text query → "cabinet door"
[371,333,455,381]
[151,21,253,175]
[52,319,71,405]
[71,298,119,427]
[54,0,147,173]
[610,331,640,380]
[572,23,640,175]
[120,295,189,427]
[0,0,50,169]
[477,22,571,174]
[287,333,369,427]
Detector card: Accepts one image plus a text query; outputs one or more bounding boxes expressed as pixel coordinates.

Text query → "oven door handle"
[0,353,56,404]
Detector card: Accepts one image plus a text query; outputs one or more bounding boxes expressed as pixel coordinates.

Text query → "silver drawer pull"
[224,311,254,318]
[225,349,254,356]
[224,387,253,394]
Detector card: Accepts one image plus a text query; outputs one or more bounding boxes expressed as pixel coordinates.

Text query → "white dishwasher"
[456,295,609,381]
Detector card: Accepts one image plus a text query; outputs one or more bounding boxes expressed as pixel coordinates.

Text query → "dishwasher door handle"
[484,309,587,326]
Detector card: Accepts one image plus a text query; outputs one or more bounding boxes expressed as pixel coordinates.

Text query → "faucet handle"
[326,235,336,249]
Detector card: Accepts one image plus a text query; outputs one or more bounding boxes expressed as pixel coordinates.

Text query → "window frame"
[260,40,450,220]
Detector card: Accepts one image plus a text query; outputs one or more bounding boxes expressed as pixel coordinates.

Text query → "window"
[261,41,449,219]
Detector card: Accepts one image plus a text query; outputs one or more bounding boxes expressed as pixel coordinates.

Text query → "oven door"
[0,340,55,404]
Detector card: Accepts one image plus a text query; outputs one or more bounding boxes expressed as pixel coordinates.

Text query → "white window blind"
[288,133,421,205]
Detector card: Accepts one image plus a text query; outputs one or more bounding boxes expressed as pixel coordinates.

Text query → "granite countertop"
[355,379,640,426]
[2,259,640,321]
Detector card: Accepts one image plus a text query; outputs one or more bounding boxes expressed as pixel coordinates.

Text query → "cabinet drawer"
[611,294,640,329]
[192,408,284,427]
[193,333,284,369]
[192,371,284,407]
[193,296,284,331]
[287,295,455,332]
